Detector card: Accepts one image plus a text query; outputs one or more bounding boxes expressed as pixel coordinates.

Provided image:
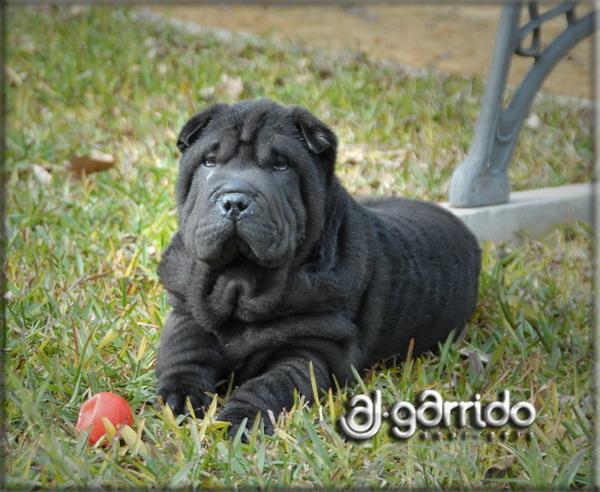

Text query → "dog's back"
[357,195,481,365]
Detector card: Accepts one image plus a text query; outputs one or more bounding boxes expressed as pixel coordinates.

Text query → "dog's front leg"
[217,349,333,437]
[156,310,225,416]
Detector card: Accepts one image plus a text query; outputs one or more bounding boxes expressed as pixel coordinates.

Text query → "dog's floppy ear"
[177,104,228,153]
[290,106,337,159]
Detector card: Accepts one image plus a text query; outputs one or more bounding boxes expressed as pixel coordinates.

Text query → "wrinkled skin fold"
[155,99,481,436]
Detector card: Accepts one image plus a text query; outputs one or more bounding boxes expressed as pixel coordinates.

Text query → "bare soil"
[155,5,592,99]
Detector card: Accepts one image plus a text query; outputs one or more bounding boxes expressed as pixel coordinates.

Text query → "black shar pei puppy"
[156,99,481,436]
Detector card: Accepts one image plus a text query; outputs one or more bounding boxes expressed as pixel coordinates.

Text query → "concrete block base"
[440,183,593,241]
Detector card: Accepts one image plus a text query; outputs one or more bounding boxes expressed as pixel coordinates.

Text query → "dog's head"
[174,99,337,271]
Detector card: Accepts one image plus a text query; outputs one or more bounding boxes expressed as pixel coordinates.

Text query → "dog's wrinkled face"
[175,100,337,271]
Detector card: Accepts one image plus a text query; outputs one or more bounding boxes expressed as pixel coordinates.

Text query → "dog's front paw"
[218,403,274,440]
[159,387,212,418]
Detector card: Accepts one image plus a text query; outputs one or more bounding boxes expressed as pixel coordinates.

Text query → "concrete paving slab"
[440,183,593,241]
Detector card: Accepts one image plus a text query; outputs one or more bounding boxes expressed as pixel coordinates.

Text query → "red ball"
[76,392,134,445]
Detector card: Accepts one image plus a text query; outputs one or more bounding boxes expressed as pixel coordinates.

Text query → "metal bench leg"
[449,2,594,208]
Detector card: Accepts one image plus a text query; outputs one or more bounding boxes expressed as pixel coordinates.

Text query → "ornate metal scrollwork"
[449,2,594,208]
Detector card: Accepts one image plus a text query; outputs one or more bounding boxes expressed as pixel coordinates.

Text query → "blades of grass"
[523,308,554,354]
[350,365,369,394]
[135,335,147,363]
[96,327,118,349]
[308,360,321,409]
[120,424,148,456]
[254,433,266,484]
[232,417,249,446]
[124,247,142,278]
[169,460,198,488]
[67,317,101,406]
[435,329,456,379]
[493,267,522,348]
[572,404,592,439]
[553,447,588,488]
[327,388,336,422]
[101,417,117,441]
[302,414,332,472]
[161,403,183,439]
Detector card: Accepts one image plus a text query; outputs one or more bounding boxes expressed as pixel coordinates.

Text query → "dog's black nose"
[218,192,252,220]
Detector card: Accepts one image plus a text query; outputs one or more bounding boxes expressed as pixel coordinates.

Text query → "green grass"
[5,6,593,488]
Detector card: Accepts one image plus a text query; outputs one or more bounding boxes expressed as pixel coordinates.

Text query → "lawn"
[4,6,594,488]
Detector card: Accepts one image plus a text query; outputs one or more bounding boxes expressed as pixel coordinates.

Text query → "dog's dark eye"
[273,160,289,172]
[202,156,216,168]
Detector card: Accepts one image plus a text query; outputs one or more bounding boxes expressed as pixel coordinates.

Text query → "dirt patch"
[154,5,592,99]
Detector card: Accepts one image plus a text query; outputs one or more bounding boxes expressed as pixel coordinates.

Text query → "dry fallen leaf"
[164,128,177,142]
[340,145,366,166]
[5,66,23,86]
[525,112,541,130]
[218,74,244,100]
[200,86,216,99]
[65,5,88,18]
[19,35,35,54]
[69,150,116,177]
[31,164,52,185]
